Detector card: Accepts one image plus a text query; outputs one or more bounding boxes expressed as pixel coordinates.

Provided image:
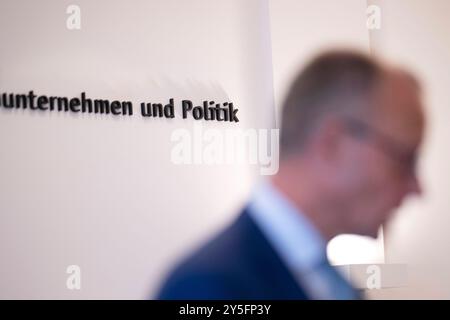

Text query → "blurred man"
[157,50,425,299]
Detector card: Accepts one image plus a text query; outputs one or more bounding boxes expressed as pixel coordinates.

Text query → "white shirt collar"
[248,180,328,272]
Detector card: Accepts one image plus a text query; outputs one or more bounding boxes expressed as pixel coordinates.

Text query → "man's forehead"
[377,69,422,112]
[372,69,425,144]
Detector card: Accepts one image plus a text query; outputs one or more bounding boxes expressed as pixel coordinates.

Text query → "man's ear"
[314,116,347,164]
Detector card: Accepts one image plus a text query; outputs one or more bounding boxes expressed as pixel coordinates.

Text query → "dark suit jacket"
[156,208,308,299]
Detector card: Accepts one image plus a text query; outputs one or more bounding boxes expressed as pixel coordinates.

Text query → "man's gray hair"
[280,50,384,155]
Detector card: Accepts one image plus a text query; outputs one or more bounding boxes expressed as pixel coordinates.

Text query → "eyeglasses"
[342,115,419,177]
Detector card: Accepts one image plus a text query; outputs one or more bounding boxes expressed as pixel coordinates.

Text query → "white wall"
[1,0,449,299]
[0,0,274,299]
[370,0,450,299]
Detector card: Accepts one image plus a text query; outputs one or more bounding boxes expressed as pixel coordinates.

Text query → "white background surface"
[0,0,449,299]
